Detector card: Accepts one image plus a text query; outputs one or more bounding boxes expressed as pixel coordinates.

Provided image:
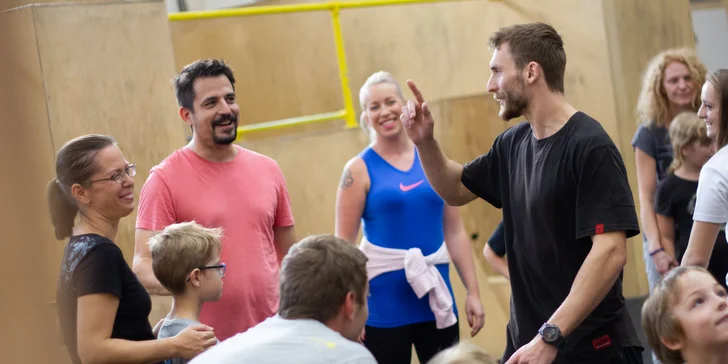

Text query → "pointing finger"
[407,79,426,104]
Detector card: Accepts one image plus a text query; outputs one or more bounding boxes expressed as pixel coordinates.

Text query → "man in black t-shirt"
[399,23,643,364]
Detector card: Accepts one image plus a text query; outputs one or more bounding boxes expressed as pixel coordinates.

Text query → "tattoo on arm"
[340,168,354,189]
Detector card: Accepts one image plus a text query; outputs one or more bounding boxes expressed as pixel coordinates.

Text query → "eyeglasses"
[88,164,136,185]
[186,262,226,282]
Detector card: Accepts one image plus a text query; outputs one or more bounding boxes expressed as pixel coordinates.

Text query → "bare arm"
[681,221,722,267]
[76,294,216,364]
[400,79,476,206]
[483,244,509,280]
[442,205,484,337]
[334,158,369,244]
[273,225,297,264]
[416,139,477,206]
[634,149,661,252]
[132,229,170,296]
[443,205,480,296]
[655,214,677,262]
[545,231,627,337]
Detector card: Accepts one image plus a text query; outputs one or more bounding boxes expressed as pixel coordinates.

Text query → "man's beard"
[211,113,238,145]
[497,77,528,121]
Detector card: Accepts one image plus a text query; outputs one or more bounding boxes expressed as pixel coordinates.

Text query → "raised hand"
[400,80,436,145]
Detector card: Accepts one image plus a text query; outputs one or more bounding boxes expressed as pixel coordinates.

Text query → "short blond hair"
[641,266,712,364]
[667,111,710,173]
[148,221,223,294]
[427,342,496,364]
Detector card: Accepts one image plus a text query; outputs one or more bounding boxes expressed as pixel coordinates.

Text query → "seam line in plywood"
[31,7,56,156]
[2,0,159,13]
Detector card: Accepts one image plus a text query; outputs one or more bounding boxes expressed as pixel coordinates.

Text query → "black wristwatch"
[538,323,567,349]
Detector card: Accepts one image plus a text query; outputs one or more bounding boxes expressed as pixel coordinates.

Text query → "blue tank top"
[360,147,458,328]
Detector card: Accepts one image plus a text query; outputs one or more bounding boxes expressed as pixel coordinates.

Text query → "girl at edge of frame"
[682,69,728,281]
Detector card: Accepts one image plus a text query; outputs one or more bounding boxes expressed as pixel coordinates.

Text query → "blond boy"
[148,221,225,364]
[642,266,728,364]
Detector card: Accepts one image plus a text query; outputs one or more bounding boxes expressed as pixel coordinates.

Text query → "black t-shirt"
[631,123,673,183]
[655,174,728,288]
[56,234,156,364]
[462,112,642,363]
[488,220,506,257]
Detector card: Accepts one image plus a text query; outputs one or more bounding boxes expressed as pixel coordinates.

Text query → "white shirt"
[694,145,728,239]
[189,315,376,364]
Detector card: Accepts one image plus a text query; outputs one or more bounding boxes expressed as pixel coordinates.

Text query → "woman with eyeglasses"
[48,134,217,364]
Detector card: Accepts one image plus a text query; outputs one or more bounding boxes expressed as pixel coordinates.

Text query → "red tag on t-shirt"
[595,224,604,234]
[592,334,612,350]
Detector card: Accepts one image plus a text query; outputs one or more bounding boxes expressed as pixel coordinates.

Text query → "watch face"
[542,326,559,342]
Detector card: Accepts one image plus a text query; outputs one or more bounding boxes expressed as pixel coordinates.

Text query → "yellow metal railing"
[168,0,481,139]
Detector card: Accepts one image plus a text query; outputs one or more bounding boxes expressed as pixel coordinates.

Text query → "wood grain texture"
[34,0,187,266]
[169,0,619,140]
[602,0,696,297]
[0,7,65,364]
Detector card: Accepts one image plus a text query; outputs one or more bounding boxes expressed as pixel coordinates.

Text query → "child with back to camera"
[654,111,728,287]
[148,221,226,364]
[641,266,728,364]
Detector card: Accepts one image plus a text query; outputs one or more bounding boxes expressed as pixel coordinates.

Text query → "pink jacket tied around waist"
[359,237,457,329]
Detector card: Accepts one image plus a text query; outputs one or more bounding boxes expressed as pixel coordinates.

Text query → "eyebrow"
[201,96,218,105]
[104,163,128,176]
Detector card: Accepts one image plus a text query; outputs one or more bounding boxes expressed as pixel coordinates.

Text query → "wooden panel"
[0,7,64,364]
[170,11,341,126]
[2,0,135,12]
[169,0,619,140]
[33,1,187,267]
[602,0,696,297]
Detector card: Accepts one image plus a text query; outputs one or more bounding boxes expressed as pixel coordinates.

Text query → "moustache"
[212,113,238,126]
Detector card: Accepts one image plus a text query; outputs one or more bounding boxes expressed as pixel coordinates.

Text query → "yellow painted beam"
[172,0,497,135]
[236,110,347,139]
[330,7,358,129]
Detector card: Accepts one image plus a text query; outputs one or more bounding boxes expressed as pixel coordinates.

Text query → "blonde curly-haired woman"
[632,48,707,364]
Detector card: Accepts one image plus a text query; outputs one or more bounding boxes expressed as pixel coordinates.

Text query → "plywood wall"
[33,0,187,273]
[0,8,59,364]
[169,0,618,132]
[602,0,696,297]
[4,2,185,361]
[1,0,136,12]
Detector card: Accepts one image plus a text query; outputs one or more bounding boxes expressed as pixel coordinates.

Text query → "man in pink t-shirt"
[132,59,296,341]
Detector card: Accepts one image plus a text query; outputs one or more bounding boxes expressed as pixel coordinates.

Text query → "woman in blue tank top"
[335,71,485,364]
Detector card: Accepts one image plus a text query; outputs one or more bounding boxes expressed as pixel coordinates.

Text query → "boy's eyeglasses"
[186,262,226,282]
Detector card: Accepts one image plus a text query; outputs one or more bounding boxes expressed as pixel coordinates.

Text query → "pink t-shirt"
[136,145,295,341]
